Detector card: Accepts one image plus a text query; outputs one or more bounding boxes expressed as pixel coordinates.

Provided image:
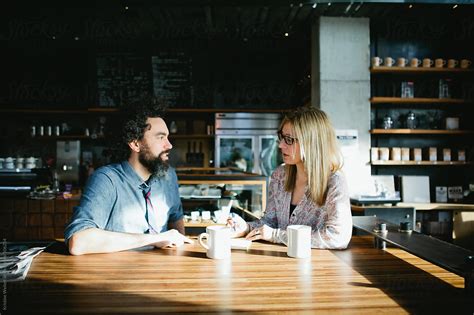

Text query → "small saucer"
[373,229,388,234]
[398,229,412,233]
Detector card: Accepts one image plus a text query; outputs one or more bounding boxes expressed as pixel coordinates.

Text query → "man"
[65,102,192,255]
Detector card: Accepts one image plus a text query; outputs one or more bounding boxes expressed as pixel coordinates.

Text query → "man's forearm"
[168,218,185,234]
[68,228,161,255]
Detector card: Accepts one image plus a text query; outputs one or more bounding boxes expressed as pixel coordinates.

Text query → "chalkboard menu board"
[152,53,192,107]
[96,54,151,107]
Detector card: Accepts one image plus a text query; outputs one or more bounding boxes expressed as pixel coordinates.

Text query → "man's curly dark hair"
[109,97,168,161]
[121,101,167,144]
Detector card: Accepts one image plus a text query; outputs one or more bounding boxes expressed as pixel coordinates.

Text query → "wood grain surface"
[6,236,473,314]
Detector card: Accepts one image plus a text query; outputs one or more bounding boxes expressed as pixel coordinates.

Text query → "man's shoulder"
[160,167,179,183]
[92,163,126,181]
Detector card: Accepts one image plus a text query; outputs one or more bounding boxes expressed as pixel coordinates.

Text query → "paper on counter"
[0,246,48,282]
[231,239,251,250]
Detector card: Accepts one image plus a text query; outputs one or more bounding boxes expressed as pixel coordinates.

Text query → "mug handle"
[198,233,209,250]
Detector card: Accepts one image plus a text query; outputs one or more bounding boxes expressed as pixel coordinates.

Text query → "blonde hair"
[281,107,343,206]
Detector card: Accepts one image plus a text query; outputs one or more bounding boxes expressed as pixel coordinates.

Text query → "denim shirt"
[64,161,183,243]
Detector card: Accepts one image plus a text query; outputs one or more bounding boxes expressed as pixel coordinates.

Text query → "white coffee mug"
[199,226,231,259]
[396,57,408,67]
[434,58,446,68]
[422,58,434,68]
[201,211,211,221]
[287,225,312,258]
[460,59,472,69]
[384,57,395,67]
[447,59,458,68]
[410,58,422,67]
[190,211,200,222]
[371,56,382,67]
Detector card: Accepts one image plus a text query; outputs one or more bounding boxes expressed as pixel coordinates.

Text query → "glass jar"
[406,112,417,129]
[383,115,393,129]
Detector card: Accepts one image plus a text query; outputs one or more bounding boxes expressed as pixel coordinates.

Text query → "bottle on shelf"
[406,112,417,129]
[383,115,393,129]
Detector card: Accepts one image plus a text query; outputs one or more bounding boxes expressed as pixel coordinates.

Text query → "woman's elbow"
[334,225,353,249]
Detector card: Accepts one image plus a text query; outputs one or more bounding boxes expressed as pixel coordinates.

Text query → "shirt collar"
[121,161,148,190]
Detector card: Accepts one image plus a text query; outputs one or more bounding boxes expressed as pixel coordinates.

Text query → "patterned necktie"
[142,185,159,234]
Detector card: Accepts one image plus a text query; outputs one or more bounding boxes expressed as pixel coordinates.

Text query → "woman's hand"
[226,213,249,238]
[245,224,275,242]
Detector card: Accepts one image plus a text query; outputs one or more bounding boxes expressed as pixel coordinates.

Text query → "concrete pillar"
[311,16,371,196]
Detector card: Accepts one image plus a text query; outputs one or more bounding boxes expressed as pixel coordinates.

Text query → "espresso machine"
[56,141,80,183]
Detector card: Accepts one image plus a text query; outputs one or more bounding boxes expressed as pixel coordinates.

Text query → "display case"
[176,167,267,230]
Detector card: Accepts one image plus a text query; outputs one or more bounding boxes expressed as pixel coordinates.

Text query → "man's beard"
[138,143,170,176]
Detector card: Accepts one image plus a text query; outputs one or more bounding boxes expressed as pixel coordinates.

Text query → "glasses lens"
[278,131,294,145]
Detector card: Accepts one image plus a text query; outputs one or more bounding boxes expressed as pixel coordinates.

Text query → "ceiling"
[2,1,473,41]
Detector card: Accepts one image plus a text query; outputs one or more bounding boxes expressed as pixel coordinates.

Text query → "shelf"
[371,161,471,166]
[184,221,222,228]
[181,197,223,201]
[370,97,469,104]
[0,108,91,114]
[370,129,473,135]
[170,134,214,139]
[90,108,293,113]
[0,107,293,114]
[370,66,474,74]
[397,202,474,211]
[32,135,104,140]
[165,108,293,113]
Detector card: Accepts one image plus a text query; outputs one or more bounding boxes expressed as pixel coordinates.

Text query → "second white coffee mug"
[435,58,446,68]
[447,59,458,68]
[396,58,408,67]
[422,58,434,68]
[384,57,395,67]
[287,225,312,258]
[199,225,231,259]
[410,58,422,67]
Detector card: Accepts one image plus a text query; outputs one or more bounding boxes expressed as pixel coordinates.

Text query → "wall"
[311,16,371,196]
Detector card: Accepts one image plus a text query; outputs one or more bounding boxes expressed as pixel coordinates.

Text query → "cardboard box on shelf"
[401,147,410,161]
[443,148,451,161]
[429,147,437,161]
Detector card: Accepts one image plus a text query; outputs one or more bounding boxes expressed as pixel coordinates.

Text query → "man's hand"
[153,229,194,248]
[245,224,275,242]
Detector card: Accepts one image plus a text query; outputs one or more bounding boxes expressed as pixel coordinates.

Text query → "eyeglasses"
[277,130,298,145]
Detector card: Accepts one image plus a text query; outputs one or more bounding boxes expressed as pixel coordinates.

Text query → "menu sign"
[152,53,192,107]
[96,54,151,107]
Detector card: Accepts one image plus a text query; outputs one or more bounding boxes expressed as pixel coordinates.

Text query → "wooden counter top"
[7,237,472,313]
[397,202,474,211]
[352,202,474,212]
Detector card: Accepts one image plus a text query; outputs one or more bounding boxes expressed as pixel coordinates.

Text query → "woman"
[229,106,352,249]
